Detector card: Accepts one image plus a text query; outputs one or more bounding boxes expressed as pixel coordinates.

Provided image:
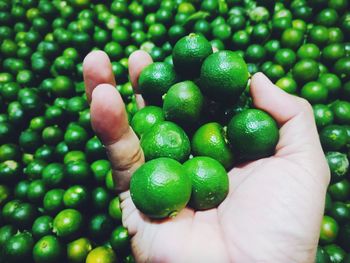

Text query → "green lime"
[42,163,65,188]
[319,73,342,98]
[3,232,34,262]
[23,160,46,181]
[292,59,320,83]
[88,213,113,241]
[191,122,234,169]
[322,43,345,64]
[91,187,111,211]
[300,81,328,104]
[320,125,347,151]
[297,43,321,60]
[130,157,191,219]
[11,202,37,229]
[131,106,165,138]
[43,188,64,215]
[320,215,339,244]
[53,208,83,238]
[330,201,350,224]
[274,48,296,70]
[315,246,331,263]
[281,28,303,49]
[334,57,350,80]
[64,125,88,150]
[33,235,63,263]
[313,104,334,129]
[245,44,266,64]
[86,246,117,263]
[309,25,329,46]
[27,179,46,204]
[163,81,204,125]
[326,151,349,183]
[184,157,228,210]
[172,33,212,78]
[0,225,17,248]
[138,62,177,104]
[275,76,298,94]
[329,179,350,201]
[64,151,86,164]
[63,185,89,209]
[65,161,92,184]
[227,109,279,161]
[110,226,130,254]
[91,159,110,184]
[330,101,350,125]
[32,215,53,239]
[140,121,190,162]
[108,197,122,221]
[263,64,285,83]
[324,244,346,263]
[67,237,93,263]
[199,50,249,102]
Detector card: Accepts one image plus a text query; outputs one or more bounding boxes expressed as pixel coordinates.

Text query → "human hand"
[83,50,330,263]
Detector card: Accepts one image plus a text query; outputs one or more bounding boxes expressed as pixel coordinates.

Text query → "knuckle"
[297,97,313,114]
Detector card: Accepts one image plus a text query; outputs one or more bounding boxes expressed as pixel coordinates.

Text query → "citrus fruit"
[320,215,339,244]
[110,226,130,254]
[163,81,204,125]
[330,202,350,224]
[172,33,212,78]
[140,121,190,162]
[31,215,53,239]
[138,62,177,104]
[86,246,117,263]
[108,196,122,221]
[130,157,191,219]
[319,73,342,98]
[324,244,346,263]
[329,179,350,202]
[313,104,334,129]
[183,156,229,210]
[131,106,164,138]
[32,235,63,263]
[53,208,83,238]
[199,50,249,102]
[292,59,320,83]
[191,122,234,169]
[326,151,349,183]
[67,237,93,263]
[227,109,279,161]
[3,232,34,262]
[330,101,350,125]
[300,81,328,104]
[275,76,298,94]
[320,125,347,151]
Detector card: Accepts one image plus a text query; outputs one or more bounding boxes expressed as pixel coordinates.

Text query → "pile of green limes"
[130,33,280,219]
[0,0,349,262]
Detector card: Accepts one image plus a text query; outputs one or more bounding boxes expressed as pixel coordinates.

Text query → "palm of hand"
[122,144,327,263]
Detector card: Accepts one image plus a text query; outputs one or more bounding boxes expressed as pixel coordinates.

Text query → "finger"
[91,84,144,192]
[250,73,329,184]
[128,50,153,92]
[83,50,116,103]
[128,50,153,109]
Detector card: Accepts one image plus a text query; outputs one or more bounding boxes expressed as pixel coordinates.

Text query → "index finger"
[83,50,116,103]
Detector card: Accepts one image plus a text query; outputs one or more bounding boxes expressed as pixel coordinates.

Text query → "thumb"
[250,73,329,184]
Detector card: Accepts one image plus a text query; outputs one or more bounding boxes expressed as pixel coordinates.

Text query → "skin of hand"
[83,50,330,263]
